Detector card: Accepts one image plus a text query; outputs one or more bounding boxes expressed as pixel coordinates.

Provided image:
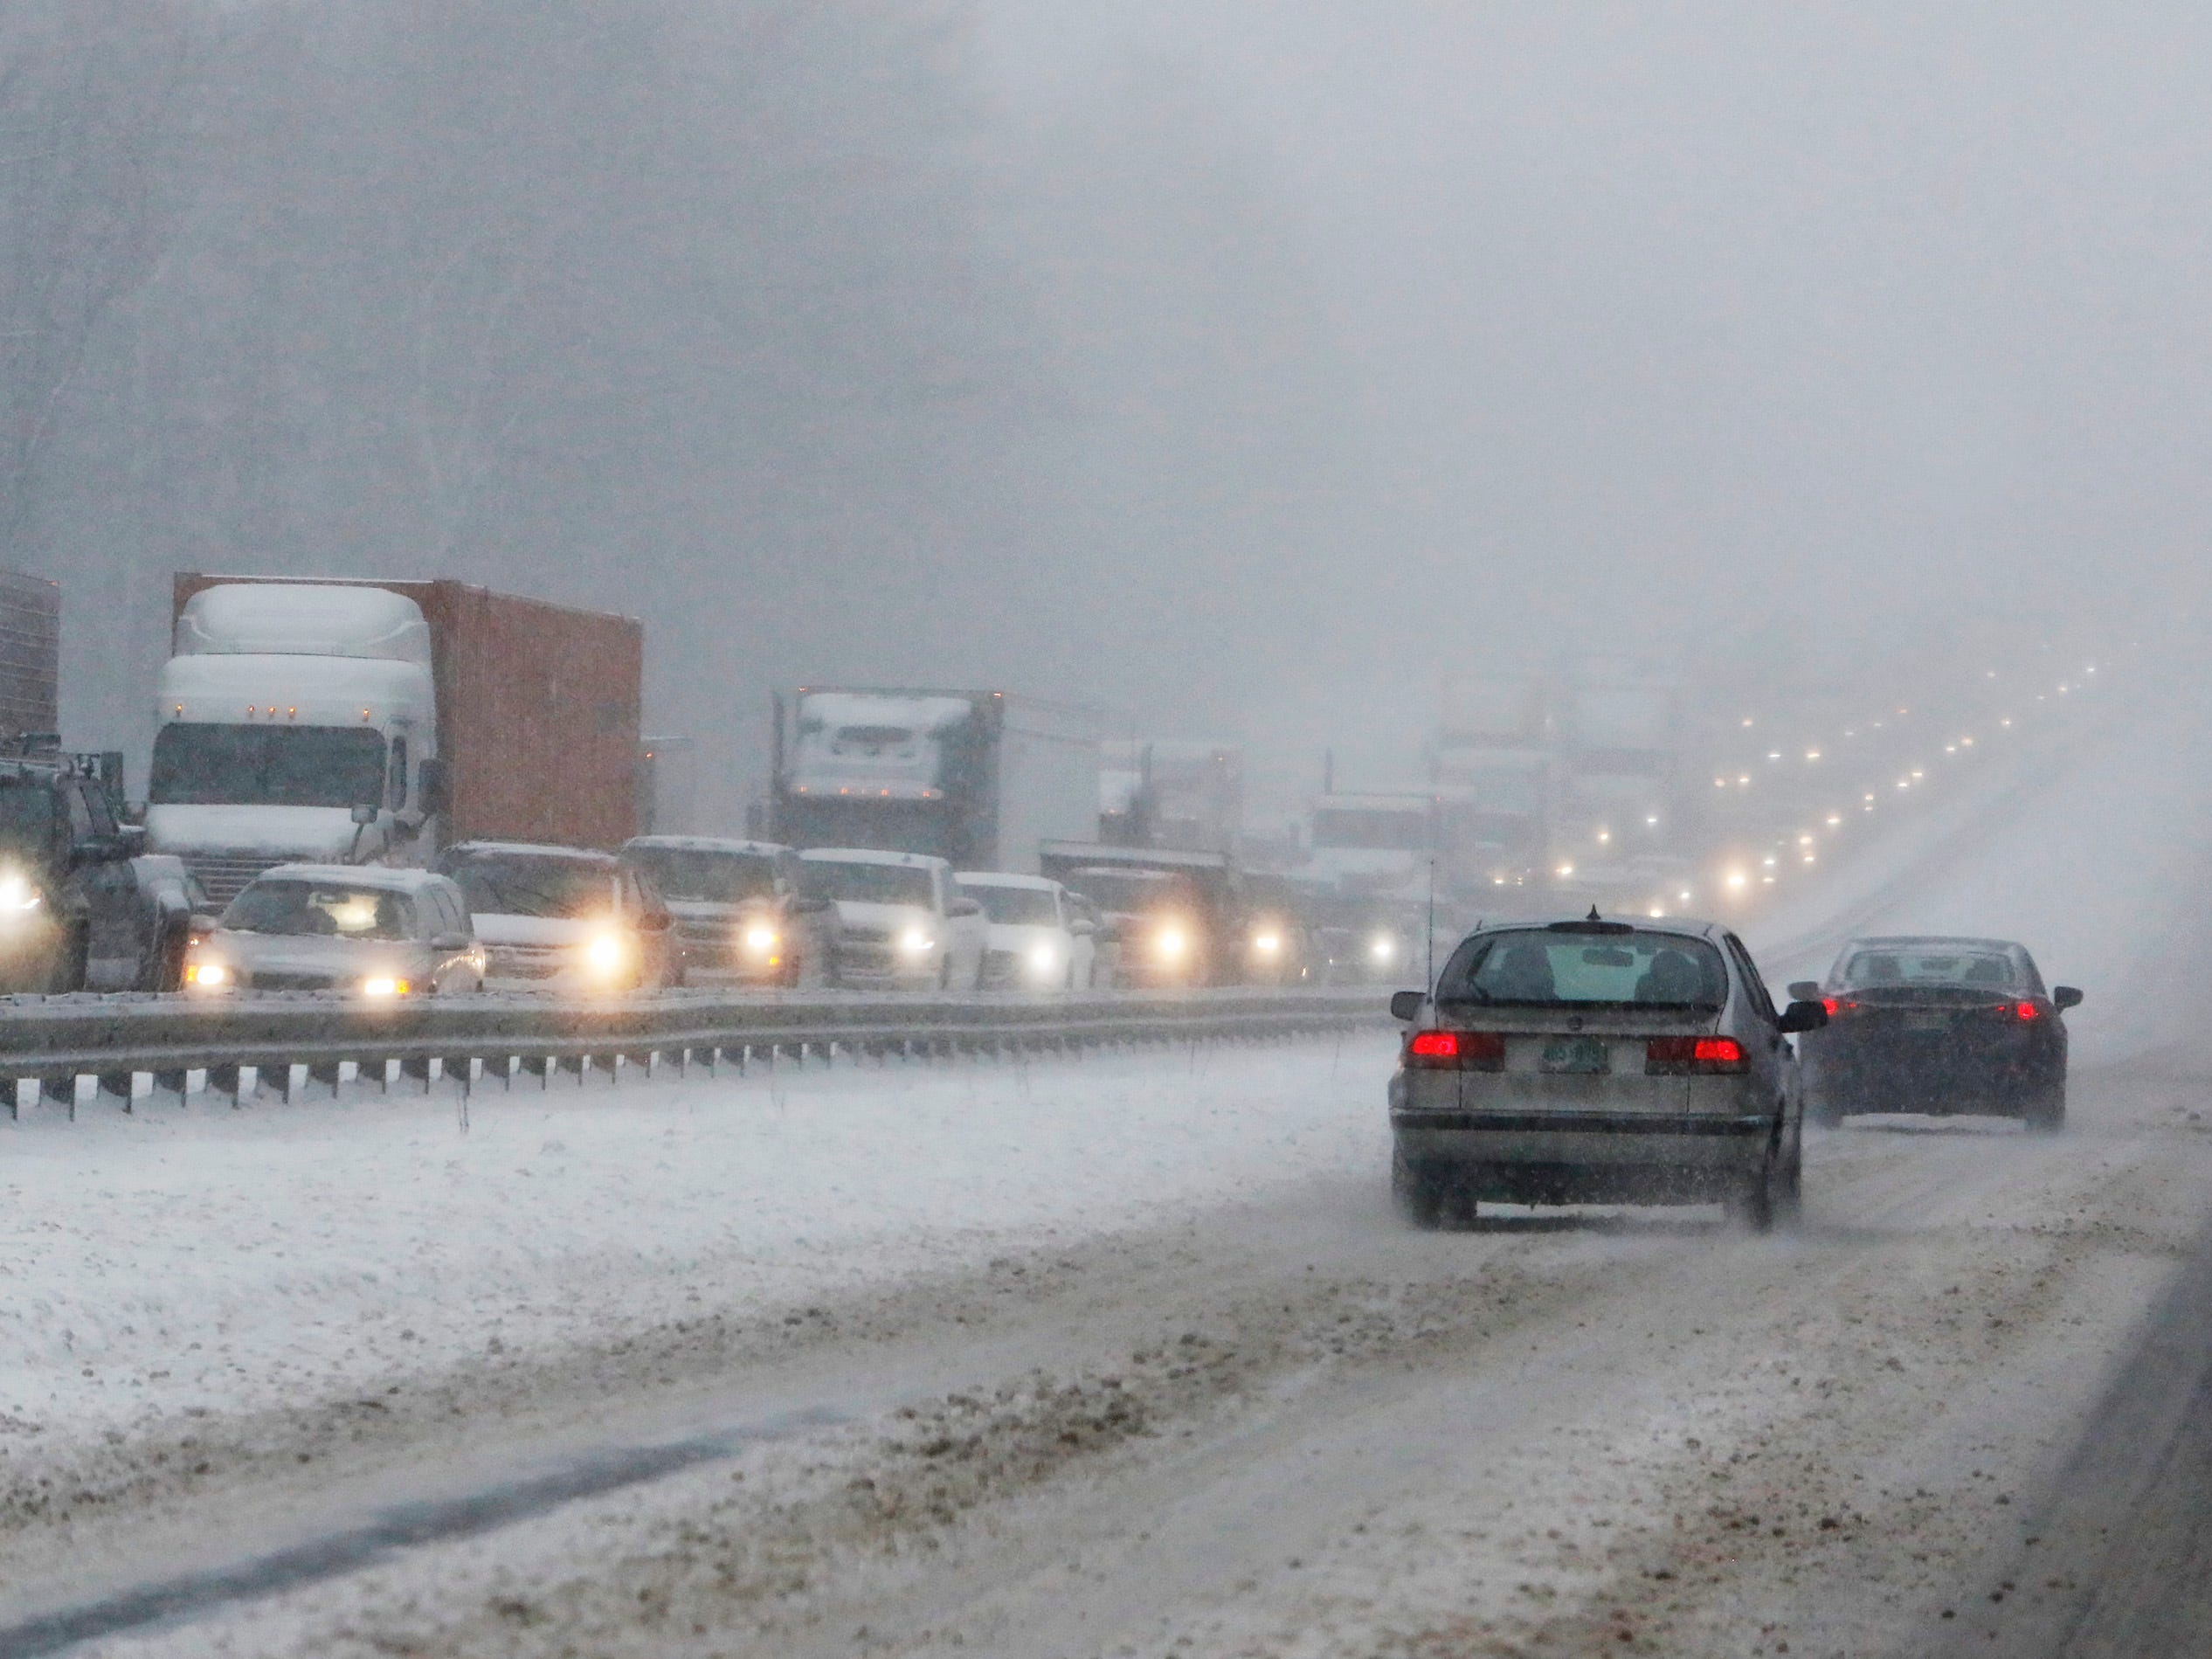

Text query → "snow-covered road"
[3,686,2208,1657]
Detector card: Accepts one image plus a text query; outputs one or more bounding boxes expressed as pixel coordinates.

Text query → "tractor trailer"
[149,576,642,902]
[771,688,1100,874]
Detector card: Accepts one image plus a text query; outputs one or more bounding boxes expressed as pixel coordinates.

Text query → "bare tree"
[0,0,186,553]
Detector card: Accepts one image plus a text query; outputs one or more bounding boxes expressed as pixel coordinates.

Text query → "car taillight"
[1646,1035,1748,1075]
[2015,1000,2042,1022]
[1405,1030,1506,1071]
[1821,997,1859,1017]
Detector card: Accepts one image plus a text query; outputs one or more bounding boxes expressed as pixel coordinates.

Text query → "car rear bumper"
[1805,1049,2059,1112]
[1393,1109,1774,1199]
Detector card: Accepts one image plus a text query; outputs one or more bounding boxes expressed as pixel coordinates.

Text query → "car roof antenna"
[1586,904,1602,923]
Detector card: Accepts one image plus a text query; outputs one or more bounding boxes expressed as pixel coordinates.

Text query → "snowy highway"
[3,690,2209,1657]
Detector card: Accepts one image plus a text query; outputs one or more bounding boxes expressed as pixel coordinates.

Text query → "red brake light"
[1822,998,1838,1017]
[1405,1030,1506,1071]
[2015,1000,2041,1021]
[1407,1030,1459,1061]
[1647,1035,1749,1075]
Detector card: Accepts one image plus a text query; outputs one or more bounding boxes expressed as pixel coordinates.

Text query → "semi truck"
[149,576,642,903]
[771,688,1100,874]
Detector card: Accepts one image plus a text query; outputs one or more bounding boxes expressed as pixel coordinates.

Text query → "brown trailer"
[171,575,641,850]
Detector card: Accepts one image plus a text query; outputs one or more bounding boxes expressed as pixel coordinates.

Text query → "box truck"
[771,688,1099,874]
[149,576,641,902]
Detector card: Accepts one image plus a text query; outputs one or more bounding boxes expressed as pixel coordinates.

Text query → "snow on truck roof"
[443,840,619,866]
[956,871,1058,890]
[177,584,432,664]
[248,864,459,894]
[623,836,788,857]
[796,692,977,732]
[798,847,948,870]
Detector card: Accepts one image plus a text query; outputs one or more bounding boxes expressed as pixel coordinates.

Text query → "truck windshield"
[967,884,1059,925]
[801,861,934,906]
[223,881,416,942]
[1437,929,1727,1010]
[625,847,777,904]
[0,776,57,854]
[1069,868,1199,916]
[439,855,613,920]
[151,725,387,809]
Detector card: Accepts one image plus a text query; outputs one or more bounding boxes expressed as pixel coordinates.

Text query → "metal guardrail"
[0,987,1392,1118]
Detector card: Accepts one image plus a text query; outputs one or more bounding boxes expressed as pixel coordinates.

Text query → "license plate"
[1540,1036,1610,1075]
[1904,1012,1952,1033]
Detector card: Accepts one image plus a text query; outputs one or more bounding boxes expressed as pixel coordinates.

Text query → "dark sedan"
[1791,936,2080,1131]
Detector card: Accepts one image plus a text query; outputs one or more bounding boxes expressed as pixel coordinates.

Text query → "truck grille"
[183,854,291,907]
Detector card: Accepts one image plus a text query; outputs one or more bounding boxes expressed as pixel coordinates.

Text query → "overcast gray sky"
[981,1,2205,791]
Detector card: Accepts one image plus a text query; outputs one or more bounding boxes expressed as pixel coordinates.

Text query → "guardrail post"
[401,1055,433,1094]
[96,1070,134,1113]
[309,1061,342,1099]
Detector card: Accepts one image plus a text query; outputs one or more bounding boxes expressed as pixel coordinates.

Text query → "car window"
[1436,929,1728,1009]
[1724,934,1778,1023]
[389,736,408,812]
[1841,947,2020,989]
[79,780,117,839]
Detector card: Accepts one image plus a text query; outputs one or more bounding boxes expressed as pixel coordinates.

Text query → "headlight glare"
[897,927,934,957]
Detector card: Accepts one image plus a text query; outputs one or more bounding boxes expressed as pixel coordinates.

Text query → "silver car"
[183,864,485,999]
[1387,914,1826,1230]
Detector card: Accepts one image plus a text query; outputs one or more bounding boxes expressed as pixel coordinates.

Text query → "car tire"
[1391,1144,1446,1229]
[2022,1082,2067,1135]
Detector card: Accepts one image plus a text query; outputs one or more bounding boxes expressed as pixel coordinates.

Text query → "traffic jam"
[0,569,2098,1232]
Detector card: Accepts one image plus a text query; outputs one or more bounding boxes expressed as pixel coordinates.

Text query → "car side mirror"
[949,896,982,918]
[1787,980,1821,1004]
[638,909,673,933]
[1389,989,1426,1022]
[430,930,474,951]
[1069,916,1096,937]
[190,912,223,937]
[115,824,148,856]
[1778,999,1829,1034]
[2053,985,2084,1011]
[350,803,379,826]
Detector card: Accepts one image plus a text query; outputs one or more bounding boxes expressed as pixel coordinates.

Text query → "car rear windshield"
[1436,929,1728,1009]
[802,860,934,906]
[224,881,416,941]
[1841,948,2018,989]
[439,855,613,919]
[968,883,1059,925]
[626,847,778,905]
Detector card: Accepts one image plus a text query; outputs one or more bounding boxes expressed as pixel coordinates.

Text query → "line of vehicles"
[0,570,2100,1007]
[1388,915,2081,1230]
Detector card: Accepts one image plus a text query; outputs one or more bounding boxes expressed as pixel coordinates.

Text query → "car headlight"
[743,924,779,955]
[1155,925,1188,961]
[1028,943,1060,977]
[183,961,228,988]
[0,871,42,916]
[897,927,935,957]
[1369,936,1396,962]
[584,932,627,976]
[361,976,411,999]
[1253,930,1282,956]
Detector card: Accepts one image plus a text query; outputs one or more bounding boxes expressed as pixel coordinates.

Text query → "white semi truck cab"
[148,584,439,903]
